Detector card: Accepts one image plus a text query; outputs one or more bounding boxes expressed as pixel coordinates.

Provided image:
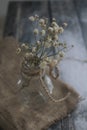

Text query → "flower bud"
[51,22,59,27]
[25,45,29,50]
[63,22,68,27]
[33,28,39,35]
[53,35,58,40]
[53,27,59,34]
[32,47,36,52]
[16,48,21,54]
[52,18,56,22]
[35,14,39,20]
[59,51,65,57]
[25,53,30,59]
[21,43,26,48]
[36,41,41,45]
[25,53,33,59]
[58,27,64,33]
[29,16,35,21]
[63,43,67,48]
[48,27,53,33]
[39,61,47,69]
[39,19,45,25]
[40,30,45,36]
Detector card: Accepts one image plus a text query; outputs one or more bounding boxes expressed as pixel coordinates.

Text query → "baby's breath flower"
[53,42,57,46]
[29,16,35,21]
[48,27,53,33]
[16,48,21,54]
[39,19,45,25]
[47,36,52,42]
[39,61,47,69]
[53,27,59,34]
[53,35,58,40]
[58,27,64,33]
[25,52,30,59]
[59,51,65,57]
[35,14,39,20]
[51,22,59,28]
[25,45,29,50]
[33,28,39,35]
[40,30,46,36]
[21,43,26,48]
[49,60,57,68]
[63,43,67,48]
[36,41,41,45]
[63,22,68,27]
[45,43,51,48]
[42,24,46,29]
[21,43,29,50]
[25,52,33,59]
[44,18,48,23]
[52,18,56,22]
[32,47,36,52]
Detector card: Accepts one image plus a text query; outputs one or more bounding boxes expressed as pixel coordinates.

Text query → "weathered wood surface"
[2,0,87,130]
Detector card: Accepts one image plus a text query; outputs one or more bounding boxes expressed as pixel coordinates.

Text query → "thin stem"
[47,46,65,57]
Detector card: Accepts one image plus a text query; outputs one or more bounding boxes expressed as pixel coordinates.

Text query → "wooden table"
[2,0,87,130]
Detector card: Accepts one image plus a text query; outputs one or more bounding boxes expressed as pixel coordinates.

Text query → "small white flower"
[48,27,53,33]
[25,53,30,59]
[52,18,56,21]
[58,27,64,33]
[33,28,39,35]
[53,35,58,40]
[36,41,41,45]
[42,24,46,29]
[63,43,67,48]
[35,14,39,19]
[21,43,26,48]
[39,61,47,69]
[51,22,59,28]
[59,51,65,57]
[63,22,68,27]
[45,57,51,62]
[40,30,45,36]
[39,19,45,25]
[49,59,57,68]
[16,48,21,54]
[25,45,29,49]
[46,36,52,42]
[32,47,36,52]
[53,42,57,46]
[53,27,59,34]
[29,16,35,21]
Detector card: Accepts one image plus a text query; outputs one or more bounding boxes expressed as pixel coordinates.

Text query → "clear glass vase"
[17,59,70,108]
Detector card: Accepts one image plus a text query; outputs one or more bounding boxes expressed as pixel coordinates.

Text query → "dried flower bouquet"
[16,15,75,103]
[17,15,73,71]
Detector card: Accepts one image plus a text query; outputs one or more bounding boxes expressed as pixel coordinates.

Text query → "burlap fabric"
[0,37,79,130]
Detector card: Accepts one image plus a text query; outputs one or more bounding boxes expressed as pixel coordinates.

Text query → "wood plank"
[50,0,86,130]
[4,1,50,43]
[73,0,87,48]
[3,2,18,37]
